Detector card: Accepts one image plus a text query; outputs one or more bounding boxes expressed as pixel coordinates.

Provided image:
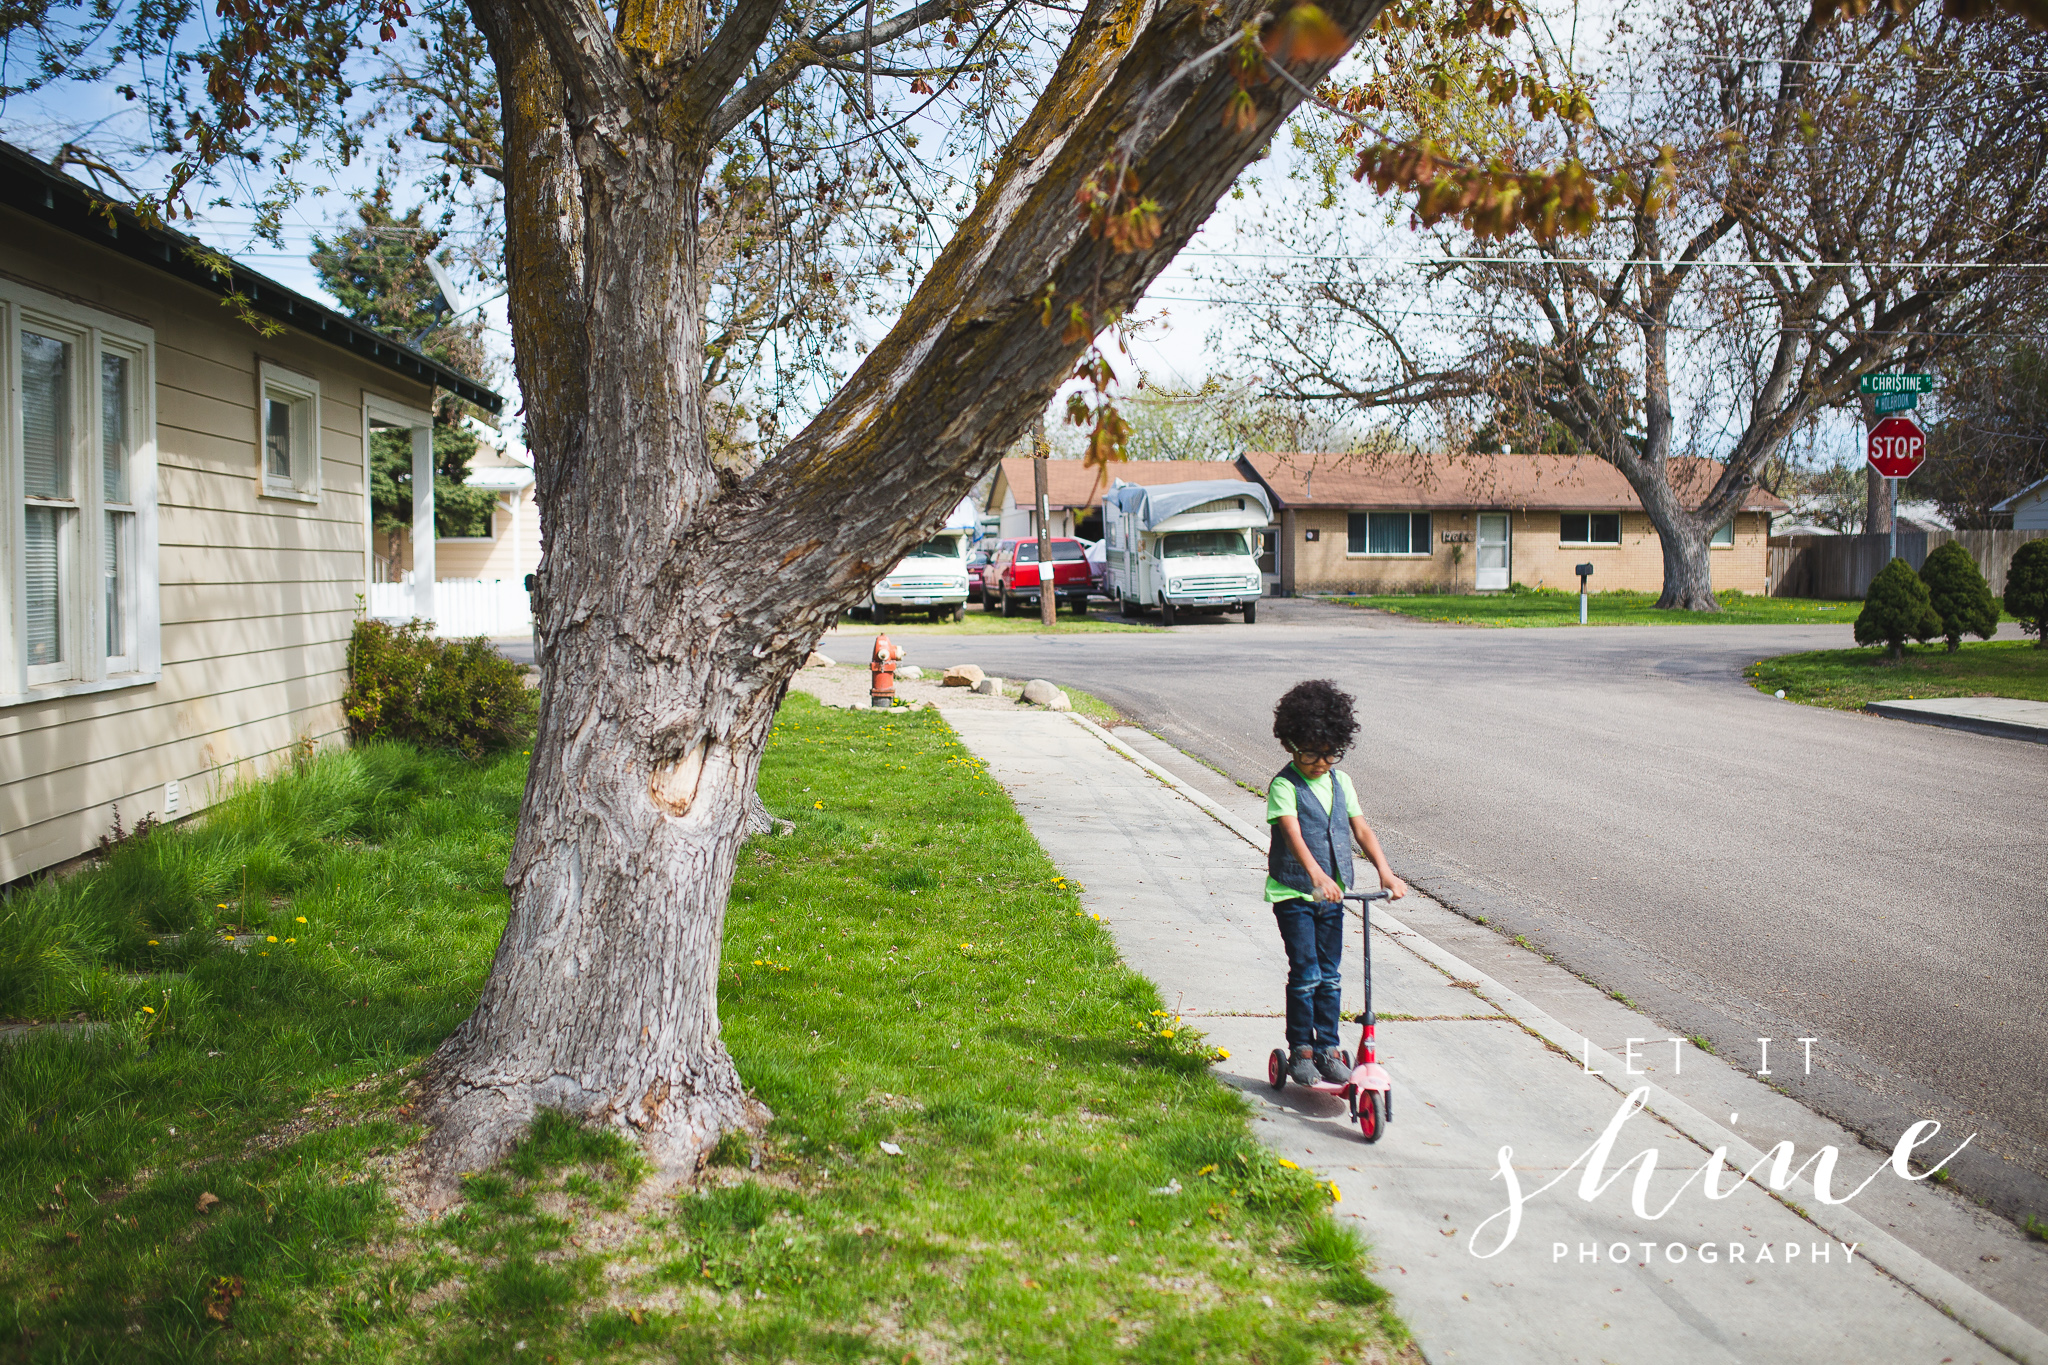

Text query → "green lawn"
[0,700,1403,1361]
[1334,587,1866,626]
[1746,639,2048,710]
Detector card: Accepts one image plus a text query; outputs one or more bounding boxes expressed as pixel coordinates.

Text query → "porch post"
[412,425,436,625]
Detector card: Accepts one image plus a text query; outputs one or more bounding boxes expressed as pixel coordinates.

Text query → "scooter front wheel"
[1267,1048,1287,1090]
[1357,1091,1384,1143]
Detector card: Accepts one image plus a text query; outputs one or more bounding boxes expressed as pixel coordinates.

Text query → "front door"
[1475,514,1510,591]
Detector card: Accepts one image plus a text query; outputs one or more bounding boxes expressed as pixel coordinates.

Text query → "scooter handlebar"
[1342,889,1391,904]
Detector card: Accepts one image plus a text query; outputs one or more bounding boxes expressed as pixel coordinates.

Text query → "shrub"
[344,619,536,759]
[1918,542,2000,653]
[2006,539,2048,649]
[1854,558,1941,661]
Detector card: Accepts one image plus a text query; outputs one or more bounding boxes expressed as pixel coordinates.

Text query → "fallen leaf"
[195,1192,220,1214]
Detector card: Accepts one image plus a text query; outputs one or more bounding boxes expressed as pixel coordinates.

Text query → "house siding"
[1,209,438,883]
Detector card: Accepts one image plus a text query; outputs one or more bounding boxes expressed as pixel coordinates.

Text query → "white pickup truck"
[1102,479,1272,625]
[858,529,971,623]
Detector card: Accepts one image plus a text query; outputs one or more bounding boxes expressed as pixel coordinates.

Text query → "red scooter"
[1266,888,1393,1143]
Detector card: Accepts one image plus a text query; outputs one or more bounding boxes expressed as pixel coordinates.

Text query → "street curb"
[1863,700,2048,745]
[1060,711,2048,1365]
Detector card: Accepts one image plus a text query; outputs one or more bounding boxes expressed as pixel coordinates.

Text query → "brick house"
[1236,451,1786,596]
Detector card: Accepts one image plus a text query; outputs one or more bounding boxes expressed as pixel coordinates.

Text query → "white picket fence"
[368,578,532,638]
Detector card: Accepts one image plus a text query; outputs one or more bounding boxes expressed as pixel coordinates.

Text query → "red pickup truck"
[984,537,1094,617]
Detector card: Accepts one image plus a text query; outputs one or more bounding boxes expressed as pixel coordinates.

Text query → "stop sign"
[1867,414,1926,479]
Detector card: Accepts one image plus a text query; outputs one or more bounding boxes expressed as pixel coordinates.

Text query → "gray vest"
[1268,766,1353,897]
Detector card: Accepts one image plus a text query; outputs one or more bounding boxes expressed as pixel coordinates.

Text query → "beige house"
[984,458,1246,542]
[1237,451,1785,597]
[0,141,502,882]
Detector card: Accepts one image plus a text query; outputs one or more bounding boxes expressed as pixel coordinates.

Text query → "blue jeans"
[1273,897,1344,1052]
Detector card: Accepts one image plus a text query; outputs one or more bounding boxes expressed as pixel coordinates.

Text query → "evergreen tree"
[1855,558,1943,661]
[1917,542,2000,652]
[2005,539,2048,648]
[310,191,501,541]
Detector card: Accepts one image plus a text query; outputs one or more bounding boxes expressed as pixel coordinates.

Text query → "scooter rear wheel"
[1357,1091,1384,1143]
[1267,1048,1287,1090]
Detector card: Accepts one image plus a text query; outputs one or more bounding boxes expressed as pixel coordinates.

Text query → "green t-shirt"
[1263,767,1360,903]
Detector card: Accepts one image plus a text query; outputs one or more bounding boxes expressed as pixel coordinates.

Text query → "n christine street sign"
[1867,414,1927,479]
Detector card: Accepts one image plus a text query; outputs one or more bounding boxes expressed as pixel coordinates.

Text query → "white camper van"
[858,529,971,622]
[1103,479,1271,625]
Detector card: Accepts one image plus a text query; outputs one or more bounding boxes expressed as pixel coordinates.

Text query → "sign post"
[1865,413,1927,561]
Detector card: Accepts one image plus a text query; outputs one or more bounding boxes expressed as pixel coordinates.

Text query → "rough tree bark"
[418,0,1388,1185]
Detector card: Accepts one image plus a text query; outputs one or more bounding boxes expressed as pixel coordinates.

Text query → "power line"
[1176,250,2048,270]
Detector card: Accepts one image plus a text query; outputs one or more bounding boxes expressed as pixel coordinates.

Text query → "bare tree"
[1224,0,2048,607]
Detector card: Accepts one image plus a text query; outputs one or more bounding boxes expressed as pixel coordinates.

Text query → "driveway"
[851,598,2048,1222]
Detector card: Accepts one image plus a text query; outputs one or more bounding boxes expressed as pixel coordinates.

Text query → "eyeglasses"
[1294,748,1346,763]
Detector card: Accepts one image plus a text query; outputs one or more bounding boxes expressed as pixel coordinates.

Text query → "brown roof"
[1238,451,1787,514]
[990,458,1245,512]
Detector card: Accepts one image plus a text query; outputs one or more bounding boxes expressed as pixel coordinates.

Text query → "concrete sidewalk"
[1864,696,2048,744]
[931,703,2047,1365]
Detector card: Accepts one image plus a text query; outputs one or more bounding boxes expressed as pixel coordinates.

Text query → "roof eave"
[0,142,504,416]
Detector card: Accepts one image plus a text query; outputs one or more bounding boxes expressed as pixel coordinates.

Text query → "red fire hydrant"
[869,633,905,708]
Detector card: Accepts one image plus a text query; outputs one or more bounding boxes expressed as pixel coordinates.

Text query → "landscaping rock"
[974,677,1002,696]
[805,651,835,668]
[1047,691,1073,712]
[942,664,985,688]
[1020,678,1059,705]
[897,665,924,680]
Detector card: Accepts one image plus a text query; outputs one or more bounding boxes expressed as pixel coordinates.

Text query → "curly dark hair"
[1272,679,1358,756]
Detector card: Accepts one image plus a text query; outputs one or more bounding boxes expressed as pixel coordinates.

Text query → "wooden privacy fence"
[1768,528,2048,600]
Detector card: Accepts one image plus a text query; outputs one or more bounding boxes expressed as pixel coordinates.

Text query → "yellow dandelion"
[814,801,824,809]
[1276,1158,1298,1169]
[266,935,278,943]
[260,951,269,957]
[295,916,306,924]
[1328,1183,1342,1203]
[148,940,159,946]
[286,938,297,944]
[1215,1048,1231,1060]
[1162,1030,1175,1039]
[141,1006,155,1014]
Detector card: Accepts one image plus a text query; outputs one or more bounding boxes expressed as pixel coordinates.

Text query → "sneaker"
[1313,1050,1351,1084]
[1289,1048,1319,1086]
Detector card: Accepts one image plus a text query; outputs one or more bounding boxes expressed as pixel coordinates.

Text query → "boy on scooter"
[1267,679,1408,1087]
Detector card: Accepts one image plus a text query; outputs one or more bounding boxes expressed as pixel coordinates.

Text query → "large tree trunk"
[1632,474,1721,612]
[418,0,1390,1187]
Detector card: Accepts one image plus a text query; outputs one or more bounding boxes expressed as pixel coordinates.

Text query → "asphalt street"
[852,598,2048,1223]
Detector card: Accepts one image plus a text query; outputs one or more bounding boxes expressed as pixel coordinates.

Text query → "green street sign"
[1859,373,1933,395]
[1874,390,1918,414]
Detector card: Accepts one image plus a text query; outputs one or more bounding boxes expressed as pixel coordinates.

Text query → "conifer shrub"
[344,618,536,758]
[1854,557,1941,662]
[1917,541,2000,653]
[2006,538,2048,649]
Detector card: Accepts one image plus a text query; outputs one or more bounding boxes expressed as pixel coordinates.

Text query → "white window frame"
[1,279,160,704]
[1560,511,1624,546]
[258,360,321,502]
[1710,518,1735,547]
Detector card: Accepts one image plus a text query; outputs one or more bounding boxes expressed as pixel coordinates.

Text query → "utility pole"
[1033,417,1056,628]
